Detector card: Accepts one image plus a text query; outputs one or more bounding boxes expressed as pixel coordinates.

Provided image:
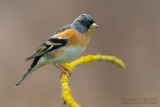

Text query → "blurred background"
[0,0,160,107]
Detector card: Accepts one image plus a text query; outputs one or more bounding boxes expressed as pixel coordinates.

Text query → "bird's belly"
[47,47,85,65]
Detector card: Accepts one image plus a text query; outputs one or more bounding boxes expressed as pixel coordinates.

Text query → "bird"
[16,14,98,86]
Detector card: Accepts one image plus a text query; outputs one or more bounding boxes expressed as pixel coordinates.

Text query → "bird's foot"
[59,65,72,76]
[60,71,70,78]
[56,64,72,78]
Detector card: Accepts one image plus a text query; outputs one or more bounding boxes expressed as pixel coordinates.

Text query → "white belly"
[45,47,85,65]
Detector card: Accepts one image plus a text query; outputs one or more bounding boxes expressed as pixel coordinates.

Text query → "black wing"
[25,38,68,61]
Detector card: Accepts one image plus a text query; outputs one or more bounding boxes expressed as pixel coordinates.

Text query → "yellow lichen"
[61,55,125,107]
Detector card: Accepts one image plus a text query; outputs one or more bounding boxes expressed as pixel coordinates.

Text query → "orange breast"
[52,29,93,48]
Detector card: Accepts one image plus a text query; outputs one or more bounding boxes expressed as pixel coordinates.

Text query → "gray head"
[71,14,98,34]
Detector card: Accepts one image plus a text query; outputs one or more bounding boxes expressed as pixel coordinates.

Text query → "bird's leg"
[59,65,72,76]
[55,64,72,77]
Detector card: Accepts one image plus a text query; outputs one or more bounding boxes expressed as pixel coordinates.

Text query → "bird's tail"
[15,67,36,87]
[16,56,43,87]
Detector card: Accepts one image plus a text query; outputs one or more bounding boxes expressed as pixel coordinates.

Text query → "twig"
[61,55,125,107]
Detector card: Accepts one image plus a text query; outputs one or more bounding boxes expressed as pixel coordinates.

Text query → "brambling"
[16,14,98,86]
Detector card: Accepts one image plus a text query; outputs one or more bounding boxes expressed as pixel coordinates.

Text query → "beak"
[90,23,99,29]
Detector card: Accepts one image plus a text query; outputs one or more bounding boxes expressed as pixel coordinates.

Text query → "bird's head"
[71,14,98,34]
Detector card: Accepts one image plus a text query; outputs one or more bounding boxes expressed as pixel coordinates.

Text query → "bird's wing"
[25,25,71,61]
[25,38,68,61]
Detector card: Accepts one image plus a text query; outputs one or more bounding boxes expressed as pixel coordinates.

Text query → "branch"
[61,55,125,107]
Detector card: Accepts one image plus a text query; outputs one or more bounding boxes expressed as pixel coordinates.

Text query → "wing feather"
[25,25,71,61]
[25,38,68,61]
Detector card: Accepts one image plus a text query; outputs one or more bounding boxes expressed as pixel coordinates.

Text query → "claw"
[56,64,72,78]
[59,65,72,76]
[60,71,70,78]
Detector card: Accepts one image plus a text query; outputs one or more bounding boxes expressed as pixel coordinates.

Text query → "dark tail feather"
[16,56,42,87]
[16,67,34,87]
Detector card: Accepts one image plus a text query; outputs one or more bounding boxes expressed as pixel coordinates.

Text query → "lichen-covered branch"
[61,55,125,107]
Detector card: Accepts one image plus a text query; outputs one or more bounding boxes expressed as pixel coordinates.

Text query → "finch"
[16,14,98,86]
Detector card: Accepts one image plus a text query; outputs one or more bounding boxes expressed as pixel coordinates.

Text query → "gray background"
[0,0,159,107]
